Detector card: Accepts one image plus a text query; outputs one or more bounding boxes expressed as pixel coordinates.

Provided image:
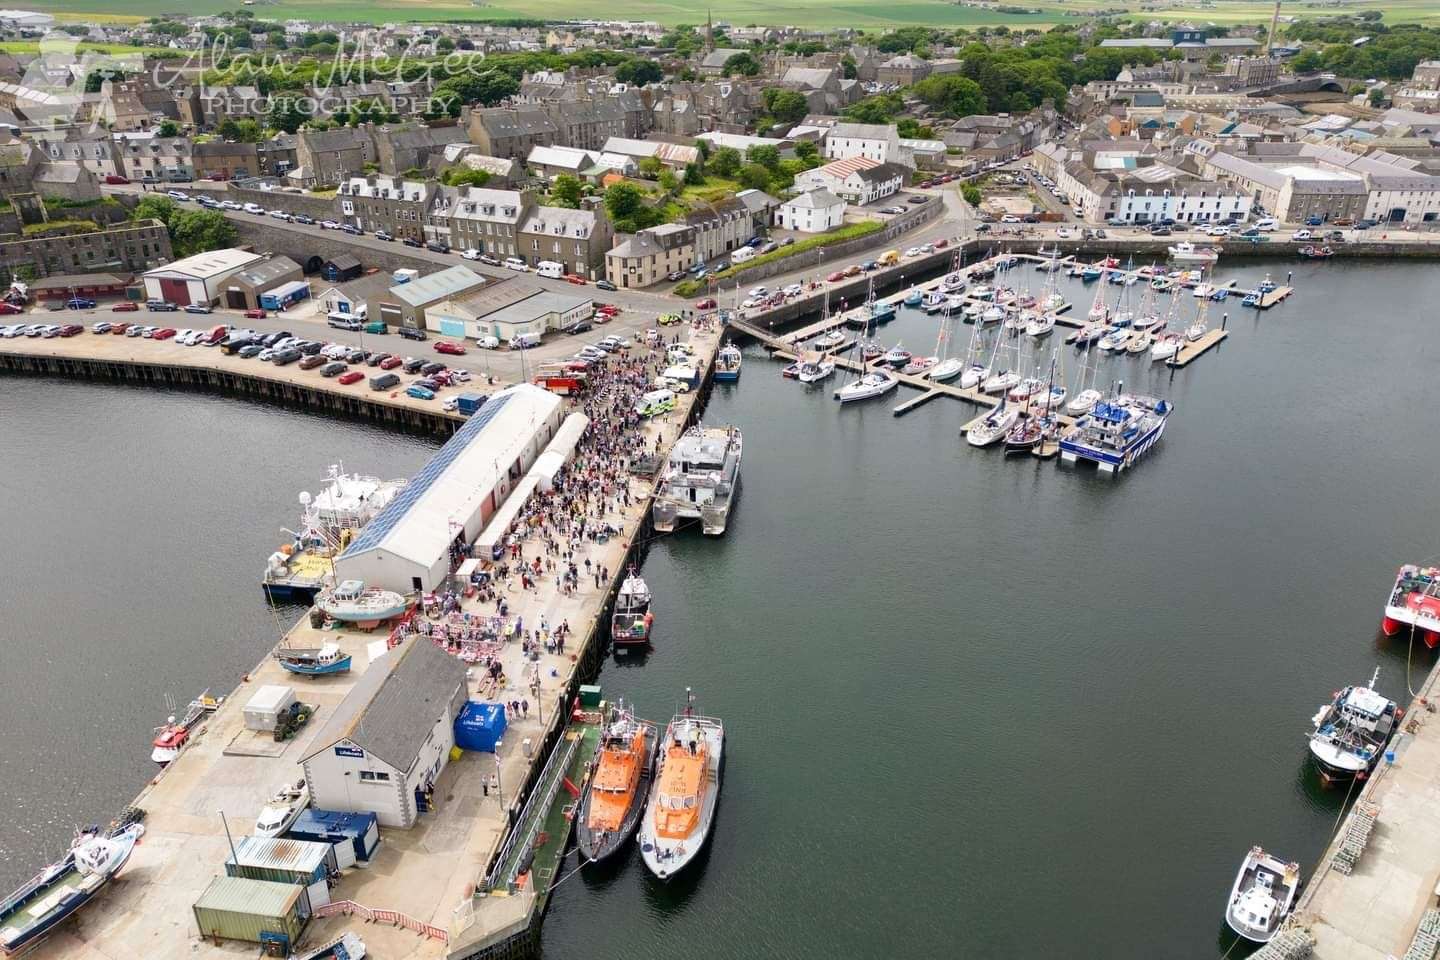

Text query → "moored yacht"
[928,357,965,382]
[797,357,836,383]
[813,330,846,351]
[966,402,1019,447]
[639,690,724,881]
[653,426,742,536]
[834,371,898,403]
[714,342,742,382]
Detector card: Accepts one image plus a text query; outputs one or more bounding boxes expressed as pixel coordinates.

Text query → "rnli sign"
[335,745,365,759]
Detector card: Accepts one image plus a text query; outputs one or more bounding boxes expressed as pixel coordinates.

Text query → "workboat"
[1059,392,1172,473]
[714,342,742,382]
[150,689,222,765]
[263,466,408,600]
[929,357,965,382]
[966,402,1019,447]
[1257,274,1277,294]
[834,371,898,403]
[317,580,410,623]
[254,779,309,838]
[1381,564,1440,646]
[652,426,742,536]
[639,690,724,881]
[277,642,352,676]
[612,569,654,647]
[1308,668,1398,783]
[1168,241,1220,264]
[903,289,923,307]
[813,330,845,351]
[797,358,836,383]
[859,341,884,363]
[869,299,897,323]
[882,344,911,367]
[578,701,657,863]
[1224,846,1300,943]
[0,823,145,956]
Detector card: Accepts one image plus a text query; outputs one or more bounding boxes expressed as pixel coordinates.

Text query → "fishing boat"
[714,342,742,382]
[860,341,884,363]
[1257,274,1277,293]
[254,779,309,837]
[1224,847,1300,943]
[277,642,352,676]
[317,580,410,624]
[882,344,911,367]
[1059,389,1172,473]
[611,568,654,647]
[652,426,742,536]
[1308,668,1398,783]
[150,689,222,764]
[263,465,409,600]
[922,291,947,314]
[813,330,845,351]
[902,289,923,308]
[1167,241,1220,264]
[966,400,1019,447]
[0,823,145,956]
[639,690,724,880]
[577,701,658,863]
[797,357,836,383]
[834,371,898,403]
[1024,313,1055,338]
[1381,564,1440,646]
[1080,264,1103,281]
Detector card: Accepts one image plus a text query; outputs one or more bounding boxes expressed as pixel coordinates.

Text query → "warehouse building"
[428,280,592,342]
[142,248,264,307]
[332,383,564,593]
[221,256,303,310]
[369,264,486,334]
[299,639,468,828]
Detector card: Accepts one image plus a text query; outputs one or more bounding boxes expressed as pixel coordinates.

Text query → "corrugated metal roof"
[388,265,485,307]
[194,876,302,915]
[229,836,330,873]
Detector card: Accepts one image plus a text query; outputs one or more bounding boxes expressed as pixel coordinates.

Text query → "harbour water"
[3,258,1439,957]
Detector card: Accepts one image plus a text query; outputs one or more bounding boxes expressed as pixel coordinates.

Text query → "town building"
[465,106,559,162]
[193,141,260,181]
[792,156,905,204]
[823,122,902,165]
[517,201,611,278]
[142,248,265,307]
[876,54,932,87]
[332,382,566,593]
[220,256,304,310]
[116,135,192,182]
[294,127,375,186]
[369,264,487,331]
[0,218,171,280]
[775,187,846,233]
[338,175,437,242]
[605,222,694,288]
[428,186,532,257]
[429,280,593,342]
[299,639,468,829]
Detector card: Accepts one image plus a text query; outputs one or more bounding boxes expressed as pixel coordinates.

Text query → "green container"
[578,684,602,708]
[192,877,306,946]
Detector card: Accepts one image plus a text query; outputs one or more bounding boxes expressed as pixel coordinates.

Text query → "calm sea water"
[3,259,1437,958]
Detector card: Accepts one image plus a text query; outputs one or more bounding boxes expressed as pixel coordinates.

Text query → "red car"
[695,297,717,309]
[598,304,620,315]
[379,356,403,370]
[563,273,588,285]
[111,302,139,312]
[826,271,846,283]
[109,322,130,334]
[152,327,177,340]
[104,174,129,185]
[337,370,365,385]
[59,324,83,337]
[431,370,453,386]
[434,340,466,356]
[0,301,21,315]
[932,238,949,249]
[244,308,267,320]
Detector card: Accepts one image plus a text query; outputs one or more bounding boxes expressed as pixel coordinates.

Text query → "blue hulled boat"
[277,641,353,676]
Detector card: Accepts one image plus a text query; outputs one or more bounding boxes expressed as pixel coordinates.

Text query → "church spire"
[705,10,714,54]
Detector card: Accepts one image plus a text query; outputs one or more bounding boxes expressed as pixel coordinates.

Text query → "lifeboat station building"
[300,639,468,828]
[331,383,564,594]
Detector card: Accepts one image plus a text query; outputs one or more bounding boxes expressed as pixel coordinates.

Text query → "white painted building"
[300,640,467,829]
[332,383,565,593]
[142,249,265,307]
[823,122,901,165]
[775,188,846,233]
[793,156,906,205]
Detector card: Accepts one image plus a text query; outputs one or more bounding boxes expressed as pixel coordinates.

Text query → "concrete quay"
[20,323,724,960]
[1286,656,1440,960]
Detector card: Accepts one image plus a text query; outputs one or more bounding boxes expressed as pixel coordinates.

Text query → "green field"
[28,0,1440,29]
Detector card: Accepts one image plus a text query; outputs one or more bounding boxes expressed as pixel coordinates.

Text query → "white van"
[635,388,676,417]
[242,202,265,215]
[510,331,542,349]
[1255,217,1279,232]
[327,312,362,331]
[504,257,528,272]
[535,260,564,279]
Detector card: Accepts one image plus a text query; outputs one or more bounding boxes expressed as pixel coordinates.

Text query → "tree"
[761,88,809,125]
[169,209,238,257]
[157,120,179,137]
[441,167,492,188]
[604,182,645,221]
[840,55,857,80]
[615,59,663,85]
[722,52,760,77]
[708,147,742,178]
[746,144,781,171]
[551,174,583,208]
[132,195,178,225]
[737,163,771,191]
[267,97,309,134]
[436,37,455,53]
[638,156,663,179]
[912,75,987,119]
[658,167,679,194]
[794,139,819,165]
[1369,87,1387,107]
[843,93,903,124]
[962,183,981,206]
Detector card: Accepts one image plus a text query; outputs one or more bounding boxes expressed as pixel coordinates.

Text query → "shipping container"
[453,701,506,753]
[288,809,380,866]
[456,393,484,416]
[192,876,308,949]
[243,685,296,732]
[225,835,335,887]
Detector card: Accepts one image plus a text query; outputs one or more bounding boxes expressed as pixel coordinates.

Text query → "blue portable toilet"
[454,701,507,753]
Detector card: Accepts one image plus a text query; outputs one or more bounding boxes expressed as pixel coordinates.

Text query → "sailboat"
[980,326,1021,396]
[1185,293,1209,342]
[834,339,897,403]
[957,315,993,389]
[1086,269,1110,322]
[926,301,962,381]
[966,395,1019,447]
[1131,275,1161,331]
[1066,339,1102,415]
[1030,350,1068,413]
[1150,288,1185,361]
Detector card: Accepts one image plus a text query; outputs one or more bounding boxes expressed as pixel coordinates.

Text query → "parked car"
[184,303,213,314]
[242,202,265,215]
[476,335,501,349]
[563,274,587,285]
[379,355,403,370]
[271,348,302,365]
[58,324,83,337]
[1291,229,1313,241]
[104,174,129,184]
[298,354,327,370]
[338,370,364,385]
[374,230,394,242]
[344,348,368,364]
[398,326,427,341]
[402,357,426,373]
[340,224,363,236]
[401,237,423,248]
[1304,215,1324,227]
[695,297,717,309]
[907,195,926,204]
[434,340,466,356]
[480,253,502,266]
[366,352,391,367]
[91,321,112,334]
[425,241,450,253]
[319,219,340,230]
[64,298,96,310]
[238,343,265,359]
[152,327,177,340]
[268,210,290,221]
[146,300,178,312]
[595,279,616,291]
[405,384,435,400]
[139,325,158,338]
[111,301,139,313]
[826,270,846,283]
[319,361,347,377]
[244,308,267,320]
[292,214,316,225]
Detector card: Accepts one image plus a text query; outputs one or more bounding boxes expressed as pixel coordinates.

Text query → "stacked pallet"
[1403,908,1440,960]
[1333,802,1380,876]
[1251,929,1313,960]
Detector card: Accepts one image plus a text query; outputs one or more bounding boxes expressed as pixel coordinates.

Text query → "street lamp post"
[492,739,504,807]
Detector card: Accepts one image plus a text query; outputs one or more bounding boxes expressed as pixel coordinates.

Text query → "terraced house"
[517,200,612,278]
[427,186,532,259]
[337,175,437,242]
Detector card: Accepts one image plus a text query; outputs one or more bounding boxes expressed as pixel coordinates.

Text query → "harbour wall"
[226,216,460,277]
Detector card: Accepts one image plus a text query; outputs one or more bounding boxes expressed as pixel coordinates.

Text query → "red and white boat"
[1382,565,1440,647]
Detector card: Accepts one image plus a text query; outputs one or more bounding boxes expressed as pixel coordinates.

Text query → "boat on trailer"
[277,642,352,676]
